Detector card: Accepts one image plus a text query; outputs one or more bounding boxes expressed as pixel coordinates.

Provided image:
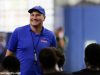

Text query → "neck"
[30,25,42,34]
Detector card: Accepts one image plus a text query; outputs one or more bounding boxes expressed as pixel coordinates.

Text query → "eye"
[30,14,34,16]
[36,14,41,16]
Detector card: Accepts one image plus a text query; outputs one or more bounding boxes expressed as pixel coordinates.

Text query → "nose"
[32,15,37,19]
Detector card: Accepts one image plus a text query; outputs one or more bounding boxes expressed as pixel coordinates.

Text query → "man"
[73,43,100,75]
[6,6,56,75]
[39,47,72,75]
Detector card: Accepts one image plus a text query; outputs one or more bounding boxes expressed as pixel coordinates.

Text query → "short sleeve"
[7,28,18,53]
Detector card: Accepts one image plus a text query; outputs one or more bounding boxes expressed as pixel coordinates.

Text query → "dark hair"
[85,43,100,67]
[2,56,20,72]
[39,47,58,70]
[54,49,65,68]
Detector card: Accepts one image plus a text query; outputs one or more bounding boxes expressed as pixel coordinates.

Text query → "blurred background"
[1,0,100,73]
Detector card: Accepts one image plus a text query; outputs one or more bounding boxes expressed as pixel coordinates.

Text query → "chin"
[31,23,37,26]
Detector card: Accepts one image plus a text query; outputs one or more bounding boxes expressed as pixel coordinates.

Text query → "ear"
[43,16,46,21]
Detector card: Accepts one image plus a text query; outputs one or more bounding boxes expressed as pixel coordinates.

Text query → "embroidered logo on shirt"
[40,38,48,43]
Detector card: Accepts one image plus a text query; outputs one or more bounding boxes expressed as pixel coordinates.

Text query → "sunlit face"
[30,11,45,27]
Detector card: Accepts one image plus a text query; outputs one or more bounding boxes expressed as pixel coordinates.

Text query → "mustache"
[31,19,39,21]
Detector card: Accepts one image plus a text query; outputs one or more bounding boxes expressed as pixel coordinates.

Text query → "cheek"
[30,15,32,19]
[38,16,45,20]
[37,18,44,22]
[41,17,45,21]
[43,18,45,21]
[30,17,33,21]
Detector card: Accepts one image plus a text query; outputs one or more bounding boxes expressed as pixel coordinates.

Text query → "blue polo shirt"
[7,25,56,75]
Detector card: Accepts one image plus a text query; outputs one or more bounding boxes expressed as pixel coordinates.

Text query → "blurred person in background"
[0,32,6,62]
[6,6,56,75]
[2,56,20,75]
[39,47,72,75]
[55,27,68,54]
[73,43,100,75]
[0,32,6,72]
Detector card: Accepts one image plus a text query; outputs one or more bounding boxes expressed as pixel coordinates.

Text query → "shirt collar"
[28,24,45,35]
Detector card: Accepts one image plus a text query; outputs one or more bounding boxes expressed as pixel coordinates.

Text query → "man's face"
[30,11,45,27]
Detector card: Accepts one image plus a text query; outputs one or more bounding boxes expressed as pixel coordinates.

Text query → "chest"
[17,33,51,50]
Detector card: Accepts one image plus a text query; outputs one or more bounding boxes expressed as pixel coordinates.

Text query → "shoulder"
[43,28,55,36]
[13,25,29,33]
[15,25,29,31]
